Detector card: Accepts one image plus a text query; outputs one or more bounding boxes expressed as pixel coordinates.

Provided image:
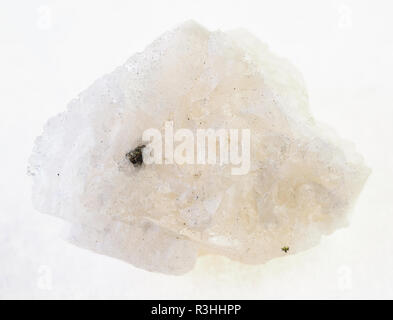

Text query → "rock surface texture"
[29,21,370,275]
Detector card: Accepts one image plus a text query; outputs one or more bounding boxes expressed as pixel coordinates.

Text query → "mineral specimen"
[28,21,370,275]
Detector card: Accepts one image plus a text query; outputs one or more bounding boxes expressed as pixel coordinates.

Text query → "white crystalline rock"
[29,21,370,275]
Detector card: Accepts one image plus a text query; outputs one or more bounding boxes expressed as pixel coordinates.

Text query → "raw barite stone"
[28,21,370,275]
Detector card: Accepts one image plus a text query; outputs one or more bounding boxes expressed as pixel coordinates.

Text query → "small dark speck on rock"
[126,144,146,167]
[281,246,289,253]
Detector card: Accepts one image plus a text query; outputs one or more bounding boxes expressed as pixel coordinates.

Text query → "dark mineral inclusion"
[126,145,145,167]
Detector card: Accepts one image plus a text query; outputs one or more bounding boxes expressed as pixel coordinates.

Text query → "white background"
[1,0,393,299]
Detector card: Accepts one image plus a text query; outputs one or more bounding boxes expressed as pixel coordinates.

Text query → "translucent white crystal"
[28,21,370,275]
